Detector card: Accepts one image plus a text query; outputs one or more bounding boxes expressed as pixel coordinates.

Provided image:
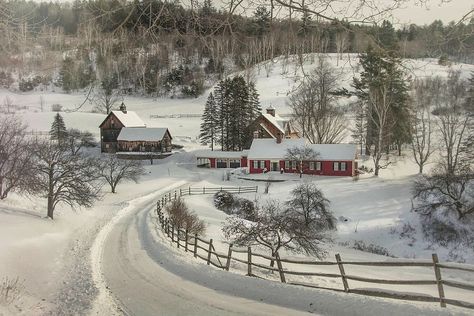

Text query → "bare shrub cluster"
[165,198,206,236]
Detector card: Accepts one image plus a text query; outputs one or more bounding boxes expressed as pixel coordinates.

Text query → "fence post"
[176,227,180,249]
[238,187,241,194]
[189,187,191,195]
[335,253,349,292]
[174,191,177,200]
[207,239,213,265]
[225,244,233,271]
[165,219,169,236]
[168,192,171,201]
[194,234,198,258]
[432,254,446,307]
[182,230,187,252]
[247,246,252,276]
[275,252,286,283]
[171,224,175,242]
[180,188,182,196]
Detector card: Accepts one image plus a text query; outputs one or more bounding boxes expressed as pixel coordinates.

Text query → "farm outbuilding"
[117,127,172,153]
[196,150,248,169]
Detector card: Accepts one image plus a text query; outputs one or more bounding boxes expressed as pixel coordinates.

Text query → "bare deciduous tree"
[410,79,435,174]
[223,200,333,260]
[165,198,206,235]
[0,116,33,199]
[285,182,335,230]
[289,56,346,144]
[28,141,102,219]
[66,128,96,155]
[285,145,319,177]
[98,154,145,193]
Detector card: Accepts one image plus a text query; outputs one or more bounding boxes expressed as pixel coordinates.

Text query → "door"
[271,162,279,171]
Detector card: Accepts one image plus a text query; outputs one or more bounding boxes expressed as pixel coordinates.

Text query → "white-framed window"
[261,160,266,169]
[292,161,297,169]
[341,162,347,171]
[253,160,259,169]
[309,162,315,170]
[285,160,290,169]
[316,161,322,171]
[333,162,339,171]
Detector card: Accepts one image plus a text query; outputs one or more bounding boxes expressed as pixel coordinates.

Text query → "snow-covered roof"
[194,150,248,159]
[117,127,169,141]
[248,139,357,161]
[111,110,146,128]
[262,113,287,134]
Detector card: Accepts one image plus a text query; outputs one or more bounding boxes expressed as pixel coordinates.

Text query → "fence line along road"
[153,186,474,311]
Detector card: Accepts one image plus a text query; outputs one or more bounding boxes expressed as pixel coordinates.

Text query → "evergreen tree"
[50,113,68,145]
[200,92,218,150]
[253,6,271,37]
[378,20,399,53]
[352,46,409,175]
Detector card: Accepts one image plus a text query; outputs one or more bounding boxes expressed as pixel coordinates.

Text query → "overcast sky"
[206,0,473,26]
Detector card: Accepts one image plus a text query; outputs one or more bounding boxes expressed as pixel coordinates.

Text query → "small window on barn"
[292,161,297,169]
[261,160,266,169]
[309,162,315,170]
[285,160,290,169]
[341,162,347,171]
[316,162,322,171]
[333,162,339,171]
[253,160,259,169]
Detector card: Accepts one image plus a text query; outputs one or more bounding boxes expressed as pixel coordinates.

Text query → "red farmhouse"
[196,139,358,177]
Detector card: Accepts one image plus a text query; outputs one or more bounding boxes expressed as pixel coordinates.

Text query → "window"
[341,162,347,171]
[309,162,315,170]
[261,160,266,169]
[285,160,290,169]
[316,162,322,171]
[292,161,297,169]
[333,162,339,171]
[253,160,259,169]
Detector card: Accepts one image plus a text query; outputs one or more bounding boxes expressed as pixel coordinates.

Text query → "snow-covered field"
[1,54,473,315]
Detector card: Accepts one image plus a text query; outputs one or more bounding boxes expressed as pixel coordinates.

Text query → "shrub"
[352,240,394,257]
[51,104,62,112]
[213,190,235,214]
[165,198,206,235]
[234,198,256,221]
[0,71,14,89]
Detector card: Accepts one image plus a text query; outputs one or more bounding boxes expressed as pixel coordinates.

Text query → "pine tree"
[50,113,68,145]
[199,92,218,150]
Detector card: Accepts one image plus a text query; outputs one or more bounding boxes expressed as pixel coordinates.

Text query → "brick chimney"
[266,105,275,117]
[276,132,282,144]
[119,102,127,114]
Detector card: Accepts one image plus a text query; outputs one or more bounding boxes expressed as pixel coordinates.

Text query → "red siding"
[209,158,216,168]
[241,157,248,168]
[250,159,354,177]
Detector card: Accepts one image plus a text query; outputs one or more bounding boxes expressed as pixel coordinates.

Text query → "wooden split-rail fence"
[154,186,474,311]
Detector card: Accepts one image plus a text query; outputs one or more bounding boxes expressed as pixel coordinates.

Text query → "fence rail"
[153,186,474,311]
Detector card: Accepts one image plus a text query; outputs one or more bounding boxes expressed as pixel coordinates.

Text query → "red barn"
[247,139,358,177]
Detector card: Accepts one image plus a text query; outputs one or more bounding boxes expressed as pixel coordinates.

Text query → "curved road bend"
[101,202,463,316]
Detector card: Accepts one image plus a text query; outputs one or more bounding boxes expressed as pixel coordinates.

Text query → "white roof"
[262,113,287,134]
[248,139,357,161]
[117,128,169,141]
[112,110,146,128]
[194,150,248,159]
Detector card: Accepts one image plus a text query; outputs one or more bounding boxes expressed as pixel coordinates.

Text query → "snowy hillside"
[1,53,473,315]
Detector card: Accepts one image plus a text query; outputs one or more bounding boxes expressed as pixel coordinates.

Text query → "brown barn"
[117,128,172,153]
[249,106,299,146]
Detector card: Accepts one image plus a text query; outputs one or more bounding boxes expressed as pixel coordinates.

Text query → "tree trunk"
[47,196,54,219]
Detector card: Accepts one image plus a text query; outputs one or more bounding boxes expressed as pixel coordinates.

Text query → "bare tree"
[410,79,435,174]
[66,128,96,155]
[289,56,346,144]
[28,141,102,219]
[435,71,471,175]
[223,200,332,260]
[0,116,33,199]
[98,154,146,193]
[412,172,474,220]
[285,145,318,178]
[285,182,335,229]
[94,87,121,114]
[165,198,206,235]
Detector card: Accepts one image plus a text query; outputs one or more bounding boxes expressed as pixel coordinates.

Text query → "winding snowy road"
[94,192,467,316]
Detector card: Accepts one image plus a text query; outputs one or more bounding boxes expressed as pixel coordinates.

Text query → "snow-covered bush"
[213,191,235,214]
[352,240,394,257]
